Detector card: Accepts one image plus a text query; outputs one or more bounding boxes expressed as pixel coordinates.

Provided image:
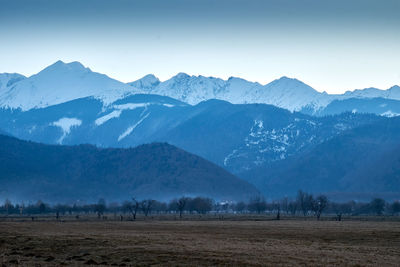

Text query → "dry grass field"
[1,217,400,266]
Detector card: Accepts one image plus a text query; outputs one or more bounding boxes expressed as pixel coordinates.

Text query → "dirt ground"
[0,218,399,266]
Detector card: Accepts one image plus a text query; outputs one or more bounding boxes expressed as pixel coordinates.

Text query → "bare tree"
[370,198,385,215]
[176,197,188,219]
[281,197,289,214]
[191,197,213,214]
[288,200,297,215]
[126,198,140,220]
[314,195,328,220]
[38,201,46,214]
[391,201,400,215]
[273,201,281,220]
[95,199,106,219]
[4,199,12,214]
[19,204,24,215]
[141,199,155,217]
[297,190,309,216]
[248,196,267,214]
[235,201,247,213]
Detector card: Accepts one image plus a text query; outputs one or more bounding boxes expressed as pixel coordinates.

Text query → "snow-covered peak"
[173,72,191,80]
[241,76,331,111]
[127,72,400,112]
[343,85,400,101]
[128,74,160,90]
[267,76,318,93]
[1,61,400,113]
[125,72,326,110]
[39,60,89,75]
[0,73,26,94]
[0,61,142,110]
[147,73,226,105]
[344,87,382,98]
[388,85,400,99]
[226,76,257,85]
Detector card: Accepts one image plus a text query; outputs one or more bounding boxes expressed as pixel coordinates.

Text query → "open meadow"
[1,216,399,266]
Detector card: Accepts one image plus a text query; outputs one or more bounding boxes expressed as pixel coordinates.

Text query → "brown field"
[1,216,400,266]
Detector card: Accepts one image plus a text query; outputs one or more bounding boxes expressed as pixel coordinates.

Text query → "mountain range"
[0,95,383,174]
[0,61,142,111]
[1,60,399,200]
[130,72,400,115]
[1,61,400,115]
[0,134,258,202]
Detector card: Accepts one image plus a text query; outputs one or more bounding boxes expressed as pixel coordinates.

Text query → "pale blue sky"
[0,0,399,93]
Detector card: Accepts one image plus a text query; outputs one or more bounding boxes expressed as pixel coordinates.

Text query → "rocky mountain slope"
[240,117,400,200]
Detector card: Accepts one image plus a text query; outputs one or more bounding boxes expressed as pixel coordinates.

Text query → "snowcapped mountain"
[245,76,334,111]
[128,74,160,90]
[130,74,332,111]
[136,73,229,105]
[0,60,399,115]
[343,85,400,100]
[130,73,400,113]
[0,73,26,94]
[0,61,142,111]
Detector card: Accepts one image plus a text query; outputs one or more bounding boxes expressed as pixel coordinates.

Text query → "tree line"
[1,191,399,220]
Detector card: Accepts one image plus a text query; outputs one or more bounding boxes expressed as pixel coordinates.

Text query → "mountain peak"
[268,76,318,92]
[141,74,159,81]
[40,60,89,74]
[0,73,26,91]
[128,74,160,90]
[227,76,244,82]
[277,75,292,80]
[173,72,190,79]
[0,60,139,111]
[276,76,303,83]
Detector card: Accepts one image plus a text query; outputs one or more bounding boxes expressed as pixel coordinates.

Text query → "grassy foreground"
[0,218,399,266]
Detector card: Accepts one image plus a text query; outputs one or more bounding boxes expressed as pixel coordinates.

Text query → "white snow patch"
[118,113,150,141]
[95,110,122,126]
[223,149,238,166]
[95,103,149,126]
[113,103,148,110]
[381,110,400,117]
[255,119,263,129]
[306,120,316,126]
[52,117,82,144]
[163,103,175,107]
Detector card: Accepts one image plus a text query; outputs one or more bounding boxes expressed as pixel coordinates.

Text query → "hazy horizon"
[1,0,399,93]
